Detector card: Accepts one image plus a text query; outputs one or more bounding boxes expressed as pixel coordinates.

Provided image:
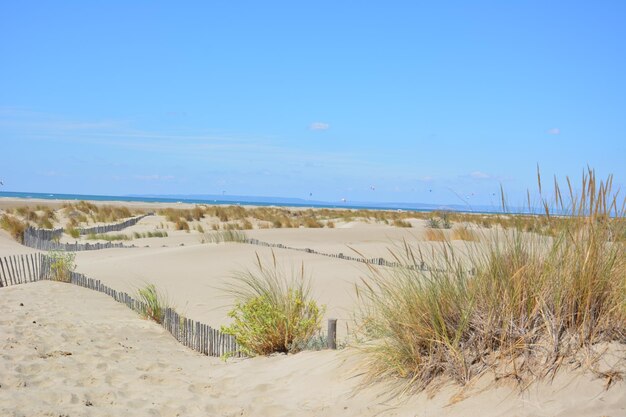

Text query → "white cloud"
[547,128,561,135]
[134,174,175,181]
[309,122,330,131]
[468,171,491,179]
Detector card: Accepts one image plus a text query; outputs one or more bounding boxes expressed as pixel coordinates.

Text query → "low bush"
[222,253,325,356]
[48,250,76,282]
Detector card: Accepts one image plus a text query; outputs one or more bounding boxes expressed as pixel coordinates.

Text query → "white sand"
[1,281,624,417]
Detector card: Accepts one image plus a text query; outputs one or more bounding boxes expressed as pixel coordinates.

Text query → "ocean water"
[0,191,441,213]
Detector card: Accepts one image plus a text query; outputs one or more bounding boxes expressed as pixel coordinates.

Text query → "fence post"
[327,318,337,349]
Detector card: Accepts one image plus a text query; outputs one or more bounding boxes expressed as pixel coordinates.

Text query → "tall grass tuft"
[0,215,27,242]
[357,168,626,392]
[136,284,169,324]
[86,233,130,241]
[204,229,247,243]
[451,226,478,241]
[221,252,325,356]
[424,229,445,241]
[393,219,412,228]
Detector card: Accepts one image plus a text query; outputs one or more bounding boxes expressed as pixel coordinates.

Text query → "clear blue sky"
[1,1,625,207]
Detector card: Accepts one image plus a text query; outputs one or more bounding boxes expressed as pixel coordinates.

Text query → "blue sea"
[0,191,514,214]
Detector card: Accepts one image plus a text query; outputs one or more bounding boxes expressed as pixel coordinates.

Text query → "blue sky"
[1,1,625,207]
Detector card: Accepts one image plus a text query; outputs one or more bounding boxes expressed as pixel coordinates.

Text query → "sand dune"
[1,202,625,416]
[1,281,624,417]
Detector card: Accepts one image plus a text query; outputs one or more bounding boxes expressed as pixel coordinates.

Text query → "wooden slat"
[27,254,34,282]
[8,256,17,285]
[0,257,7,287]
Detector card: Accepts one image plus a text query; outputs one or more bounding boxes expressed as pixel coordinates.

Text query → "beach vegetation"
[136,283,169,324]
[86,233,130,241]
[451,226,478,241]
[393,219,412,228]
[0,214,27,242]
[222,252,325,356]
[175,219,190,231]
[48,250,76,283]
[65,226,80,238]
[63,201,138,224]
[357,169,626,392]
[204,229,247,243]
[424,229,445,241]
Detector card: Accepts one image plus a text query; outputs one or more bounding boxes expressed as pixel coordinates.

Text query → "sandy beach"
[1,199,625,416]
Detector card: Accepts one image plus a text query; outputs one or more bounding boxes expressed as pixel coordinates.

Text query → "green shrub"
[48,251,76,282]
[222,253,325,356]
[136,284,169,324]
[427,217,441,229]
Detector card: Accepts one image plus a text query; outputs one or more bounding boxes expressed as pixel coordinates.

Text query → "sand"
[1,281,624,417]
[1,199,625,416]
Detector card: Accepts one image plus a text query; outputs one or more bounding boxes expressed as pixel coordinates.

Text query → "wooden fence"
[243,238,477,275]
[245,238,432,271]
[22,213,152,252]
[77,213,153,235]
[0,253,242,358]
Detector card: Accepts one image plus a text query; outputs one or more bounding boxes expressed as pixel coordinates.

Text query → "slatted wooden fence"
[243,238,476,274]
[0,253,242,358]
[23,213,153,252]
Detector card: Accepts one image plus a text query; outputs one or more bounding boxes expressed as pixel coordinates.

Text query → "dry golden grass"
[424,229,445,241]
[451,226,478,241]
[357,168,626,392]
[63,201,139,224]
[0,214,27,242]
[393,219,412,228]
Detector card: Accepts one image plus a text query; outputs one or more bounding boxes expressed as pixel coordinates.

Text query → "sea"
[0,191,514,214]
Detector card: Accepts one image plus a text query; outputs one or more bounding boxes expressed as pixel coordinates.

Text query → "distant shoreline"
[0,191,516,215]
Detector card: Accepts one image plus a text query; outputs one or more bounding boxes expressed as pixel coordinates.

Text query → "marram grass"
[357,169,626,392]
[221,252,325,356]
[136,284,170,324]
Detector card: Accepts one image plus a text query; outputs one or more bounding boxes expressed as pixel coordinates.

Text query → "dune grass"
[221,252,325,356]
[136,284,170,324]
[424,229,445,241]
[0,214,27,242]
[203,229,248,243]
[86,233,130,241]
[132,231,169,239]
[357,169,626,392]
[63,201,139,225]
[451,226,478,241]
[393,219,412,228]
